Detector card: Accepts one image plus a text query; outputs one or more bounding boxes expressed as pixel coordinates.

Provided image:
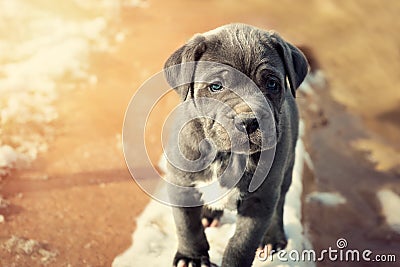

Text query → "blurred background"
[0,0,399,266]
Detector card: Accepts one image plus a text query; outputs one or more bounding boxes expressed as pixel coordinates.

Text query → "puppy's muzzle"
[234,113,259,134]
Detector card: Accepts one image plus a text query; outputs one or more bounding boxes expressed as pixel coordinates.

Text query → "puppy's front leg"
[221,195,278,267]
[172,206,211,267]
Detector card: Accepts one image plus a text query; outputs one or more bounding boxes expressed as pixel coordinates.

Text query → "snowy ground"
[2,1,398,265]
[113,120,315,267]
[0,0,149,177]
[377,189,400,234]
[0,0,113,177]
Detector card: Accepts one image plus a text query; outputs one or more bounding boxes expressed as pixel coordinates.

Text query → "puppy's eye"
[209,82,224,92]
[266,78,279,94]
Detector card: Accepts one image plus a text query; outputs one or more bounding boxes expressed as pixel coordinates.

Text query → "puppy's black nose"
[234,114,259,134]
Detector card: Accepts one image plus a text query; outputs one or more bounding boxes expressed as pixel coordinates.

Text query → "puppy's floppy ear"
[270,33,309,97]
[164,35,207,101]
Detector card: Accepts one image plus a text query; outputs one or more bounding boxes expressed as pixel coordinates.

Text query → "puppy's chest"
[193,161,242,211]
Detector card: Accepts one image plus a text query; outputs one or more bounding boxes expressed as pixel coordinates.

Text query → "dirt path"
[0,0,399,266]
[299,85,400,266]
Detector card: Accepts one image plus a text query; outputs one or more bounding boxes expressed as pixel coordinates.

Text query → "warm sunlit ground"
[0,0,399,266]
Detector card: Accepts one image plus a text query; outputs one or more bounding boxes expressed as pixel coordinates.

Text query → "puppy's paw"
[173,251,218,267]
[260,231,288,253]
[201,207,223,228]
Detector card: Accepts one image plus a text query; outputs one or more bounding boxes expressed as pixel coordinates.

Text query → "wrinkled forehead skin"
[198,24,286,83]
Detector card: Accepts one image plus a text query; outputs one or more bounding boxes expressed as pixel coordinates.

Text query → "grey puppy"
[163,23,308,267]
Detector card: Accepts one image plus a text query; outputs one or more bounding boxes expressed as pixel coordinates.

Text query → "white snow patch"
[113,121,314,267]
[306,192,346,206]
[3,235,57,263]
[157,153,169,174]
[0,146,18,169]
[0,145,20,177]
[307,70,326,89]
[298,70,327,95]
[377,189,400,234]
[298,70,326,95]
[298,80,314,95]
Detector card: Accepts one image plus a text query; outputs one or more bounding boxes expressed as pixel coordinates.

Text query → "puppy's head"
[164,24,308,154]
